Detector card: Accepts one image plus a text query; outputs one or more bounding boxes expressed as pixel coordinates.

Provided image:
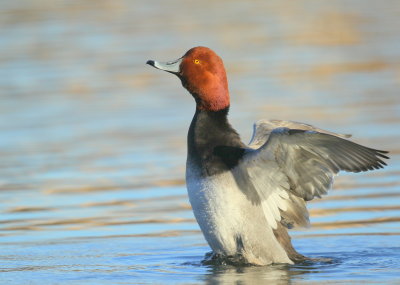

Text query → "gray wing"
[248,119,351,149]
[234,123,389,230]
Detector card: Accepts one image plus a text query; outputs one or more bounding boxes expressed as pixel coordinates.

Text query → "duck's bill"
[146,58,182,74]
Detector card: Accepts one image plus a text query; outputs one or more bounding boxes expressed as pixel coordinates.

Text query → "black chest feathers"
[187,108,246,176]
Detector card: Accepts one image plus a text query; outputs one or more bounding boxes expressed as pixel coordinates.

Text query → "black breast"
[187,108,246,176]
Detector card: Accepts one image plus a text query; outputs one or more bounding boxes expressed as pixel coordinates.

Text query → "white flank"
[185,159,293,265]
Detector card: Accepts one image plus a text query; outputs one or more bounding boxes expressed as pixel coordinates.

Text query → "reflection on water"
[1,0,400,284]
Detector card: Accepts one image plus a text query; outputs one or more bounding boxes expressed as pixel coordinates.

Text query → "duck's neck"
[187,107,245,176]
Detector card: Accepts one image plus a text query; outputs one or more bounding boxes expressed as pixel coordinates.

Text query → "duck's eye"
[193,59,200,65]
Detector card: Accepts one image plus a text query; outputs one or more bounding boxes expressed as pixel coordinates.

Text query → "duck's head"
[147,47,230,112]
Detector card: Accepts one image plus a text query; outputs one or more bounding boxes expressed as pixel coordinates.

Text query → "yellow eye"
[193,59,200,64]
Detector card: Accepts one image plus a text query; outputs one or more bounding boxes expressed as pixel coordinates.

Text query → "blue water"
[1,0,399,284]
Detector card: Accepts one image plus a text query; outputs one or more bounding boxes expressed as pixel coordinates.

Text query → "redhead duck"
[146,47,389,265]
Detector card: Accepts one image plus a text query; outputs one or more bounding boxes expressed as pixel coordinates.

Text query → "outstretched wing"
[248,119,351,149]
[234,123,389,230]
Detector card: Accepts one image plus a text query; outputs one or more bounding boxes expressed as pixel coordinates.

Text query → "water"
[1,0,399,284]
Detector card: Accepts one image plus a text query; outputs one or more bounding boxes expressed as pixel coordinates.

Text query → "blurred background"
[1,0,399,284]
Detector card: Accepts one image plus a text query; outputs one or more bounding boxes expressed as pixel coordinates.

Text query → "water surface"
[1,1,399,284]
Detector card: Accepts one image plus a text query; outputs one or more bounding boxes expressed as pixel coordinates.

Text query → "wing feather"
[248,119,351,149]
[234,123,389,230]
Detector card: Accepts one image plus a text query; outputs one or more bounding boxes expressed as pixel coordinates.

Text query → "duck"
[146,46,389,265]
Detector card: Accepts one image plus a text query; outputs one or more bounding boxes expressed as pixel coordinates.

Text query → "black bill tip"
[146,60,155,66]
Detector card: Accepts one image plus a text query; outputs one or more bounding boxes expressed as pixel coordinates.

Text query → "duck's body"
[186,108,292,264]
[147,47,389,265]
[187,166,293,265]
